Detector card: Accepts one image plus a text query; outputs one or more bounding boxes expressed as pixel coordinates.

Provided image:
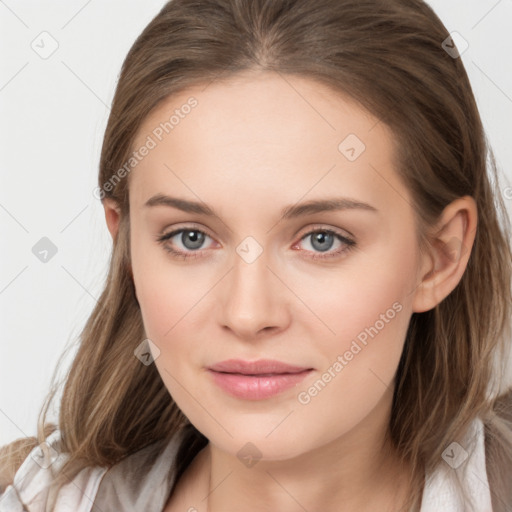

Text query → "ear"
[412,196,478,313]
[103,198,121,240]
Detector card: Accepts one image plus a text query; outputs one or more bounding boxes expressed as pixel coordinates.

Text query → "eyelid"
[161,222,219,242]
[294,223,354,240]
[159,223,353,247]
[156,221,358,263]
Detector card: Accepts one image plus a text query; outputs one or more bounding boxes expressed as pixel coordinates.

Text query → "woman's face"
[127,70,427,460]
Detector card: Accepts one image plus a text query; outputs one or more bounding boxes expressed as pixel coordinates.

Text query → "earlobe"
[102,198,136,289]
[412,196,478,313]
[103,198,121,240]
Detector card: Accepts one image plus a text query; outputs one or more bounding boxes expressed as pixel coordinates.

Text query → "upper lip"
[208,359,313,375]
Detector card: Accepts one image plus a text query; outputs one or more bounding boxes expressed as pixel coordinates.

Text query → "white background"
[1,0,511,447]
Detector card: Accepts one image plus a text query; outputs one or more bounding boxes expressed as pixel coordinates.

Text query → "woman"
[1,0,511,510]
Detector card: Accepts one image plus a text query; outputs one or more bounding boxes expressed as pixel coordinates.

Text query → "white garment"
[0,418,493,511]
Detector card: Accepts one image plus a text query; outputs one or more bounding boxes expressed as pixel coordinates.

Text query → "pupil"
[182,231,205,250]
[312,232,333,252]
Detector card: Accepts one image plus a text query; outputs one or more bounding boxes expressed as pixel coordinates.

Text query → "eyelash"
[155,226,357,261]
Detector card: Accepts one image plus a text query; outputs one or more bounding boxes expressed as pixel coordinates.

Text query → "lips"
[207,359,314,400]
[208,359,312,375]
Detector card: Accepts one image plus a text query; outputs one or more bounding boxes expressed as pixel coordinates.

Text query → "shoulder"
[420,416,493,512]
[0,427,191,512]
[92,427,189,510]
[0,429,107,512]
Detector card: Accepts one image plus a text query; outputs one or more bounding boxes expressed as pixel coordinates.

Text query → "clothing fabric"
[0,418,493,511]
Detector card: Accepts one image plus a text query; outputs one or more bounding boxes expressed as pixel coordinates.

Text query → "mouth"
[208,358,313,375]
[207,359,314,400]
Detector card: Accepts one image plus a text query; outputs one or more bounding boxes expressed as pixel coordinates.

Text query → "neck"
[199,390,414,512]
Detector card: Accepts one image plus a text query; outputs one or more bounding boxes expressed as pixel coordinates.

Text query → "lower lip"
[207,369,313,400]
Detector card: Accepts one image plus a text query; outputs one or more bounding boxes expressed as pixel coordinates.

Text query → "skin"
[103,70,477,512]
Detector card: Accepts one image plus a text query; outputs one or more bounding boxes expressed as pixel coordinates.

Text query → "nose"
[217,248,291,340]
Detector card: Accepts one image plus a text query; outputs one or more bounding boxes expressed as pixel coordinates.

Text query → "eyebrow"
[144,194,378,219]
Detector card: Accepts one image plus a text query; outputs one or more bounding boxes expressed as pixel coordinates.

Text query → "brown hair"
[1,1,511,510]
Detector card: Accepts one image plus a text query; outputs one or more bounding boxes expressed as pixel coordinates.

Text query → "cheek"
[291,273,413,446]
[288,244,417,424]
[131,238,212,339]
[291,246,416,351]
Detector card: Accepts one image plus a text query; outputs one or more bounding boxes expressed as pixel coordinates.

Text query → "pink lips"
[207,359,313,400]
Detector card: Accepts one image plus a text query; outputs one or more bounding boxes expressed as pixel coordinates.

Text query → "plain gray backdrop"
[1,0,512,446]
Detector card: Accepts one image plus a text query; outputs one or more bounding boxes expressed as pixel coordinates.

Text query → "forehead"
[128,71,409,217]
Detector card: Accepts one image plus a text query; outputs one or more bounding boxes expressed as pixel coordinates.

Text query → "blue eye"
[294,229,356,261]
[156,228,213,259]
[156,227,356,261]
[175,230,207,250]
